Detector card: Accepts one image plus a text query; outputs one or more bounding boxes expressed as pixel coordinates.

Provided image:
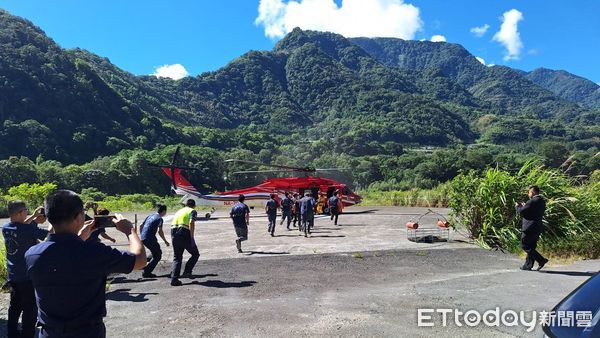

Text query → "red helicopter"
[159,147,362,208]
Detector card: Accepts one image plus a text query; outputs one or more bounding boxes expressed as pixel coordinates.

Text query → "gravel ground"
[1,207,598,337]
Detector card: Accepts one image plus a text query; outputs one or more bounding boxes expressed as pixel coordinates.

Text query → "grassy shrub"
[448,163,600,258]
[98,194,181,212]
[1,183,57,217]
[0,242,6,283]
[359,184,450,207]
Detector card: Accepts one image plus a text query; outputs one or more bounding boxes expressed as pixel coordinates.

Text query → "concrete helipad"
[1,207,599,337]
[114,206,474,261]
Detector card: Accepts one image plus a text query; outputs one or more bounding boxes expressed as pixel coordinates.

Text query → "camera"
[94,215,116,227]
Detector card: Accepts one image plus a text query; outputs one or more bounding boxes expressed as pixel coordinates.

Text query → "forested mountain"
[0,9,598,195]
[0,10,180,162]
[351,37,589,121]
[524,68,600,109]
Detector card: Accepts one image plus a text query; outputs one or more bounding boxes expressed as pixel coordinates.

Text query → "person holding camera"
[140,204,169,278]
[24,190,146,337]
[515,185,549,271]
[2,201,49,338]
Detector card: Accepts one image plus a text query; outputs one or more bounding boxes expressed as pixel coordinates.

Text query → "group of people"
[263,190,344,238]
[2,186,548,337]
[3,190,146,337]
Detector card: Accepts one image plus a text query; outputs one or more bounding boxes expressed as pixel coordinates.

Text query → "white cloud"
[475,56,485,65]
[470,24,490,37]
[487,63,496,67]
[152,64,189,80]
[255,0,423,40]
[493,9,524,61]
[430,34,446,42]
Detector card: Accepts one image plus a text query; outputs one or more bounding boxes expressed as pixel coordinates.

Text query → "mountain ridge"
[0,9,597,165]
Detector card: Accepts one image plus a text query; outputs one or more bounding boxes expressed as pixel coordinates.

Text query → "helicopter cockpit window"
[343,186,352,195]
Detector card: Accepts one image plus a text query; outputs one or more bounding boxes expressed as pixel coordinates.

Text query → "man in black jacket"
[515,185,549,271]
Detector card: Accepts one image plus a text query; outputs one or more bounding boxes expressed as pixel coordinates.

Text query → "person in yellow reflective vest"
[170,199,200,286]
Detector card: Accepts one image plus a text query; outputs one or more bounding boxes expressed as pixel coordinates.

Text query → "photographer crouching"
[24,190,146,337]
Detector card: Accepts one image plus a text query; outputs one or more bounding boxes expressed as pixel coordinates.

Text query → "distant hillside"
[351,37,588,121]
[525,68,600,109]
[0,9,179,162]
[0,8,597,165]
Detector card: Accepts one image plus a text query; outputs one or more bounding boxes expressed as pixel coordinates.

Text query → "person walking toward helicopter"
[280,192,293,230]
[265,194,279,236]
[292,193,301,228]
[299,192,316,237]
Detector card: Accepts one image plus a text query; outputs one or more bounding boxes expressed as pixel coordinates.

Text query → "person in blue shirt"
[328,191,341,226]
[2,201,48,338]
[140,204,169,278]
[230,195,250,253]
[299,192,317,238]
[265,194,279,237]
[279,192,293,230]
[25,190,146,338]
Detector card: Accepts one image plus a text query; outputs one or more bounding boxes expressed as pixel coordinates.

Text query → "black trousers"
[301,214,314,235]
[171,227,200,281]
[39,322,106,338]
[280,210,292,228]
[292,211,300,226]
[143,239,162,275]
[8,280,37,338]
[330,209,339,225]
[267,213,277,233]
[521,231,546,269]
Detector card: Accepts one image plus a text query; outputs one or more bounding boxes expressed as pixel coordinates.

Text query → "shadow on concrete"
[245,251,290,255]
[340,209,378,214]
[183,273,219,280]
[189,280,257,288]
[109,276,157,284]
[539,270,597,277]
[309,235,346,238]
[332,224,367,227]
[106,288,158,302]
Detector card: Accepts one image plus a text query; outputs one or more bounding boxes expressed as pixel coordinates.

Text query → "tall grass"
[448,162,600,259]
[359,184,450,207]
[0,241,6,283]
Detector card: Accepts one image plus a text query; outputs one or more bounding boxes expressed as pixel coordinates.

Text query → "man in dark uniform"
[140,204,169,278]
[170,199,200,286]
[515,185,549,271]
[265,193,279,237]
[299,192,316,237]
[2,201,48,338]
[329,190,341,226]
[25,190,146,338]
[292,193,301,228]
[280,192,293,230]
[230,194,250,253]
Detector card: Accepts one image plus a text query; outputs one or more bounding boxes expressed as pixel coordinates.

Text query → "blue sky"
[1,0,599,83]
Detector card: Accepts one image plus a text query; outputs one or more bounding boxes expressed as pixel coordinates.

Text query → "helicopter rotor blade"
[171,146,181,167]
[314,168,351,172]
[225,159,312,172]
[232,170,297,175]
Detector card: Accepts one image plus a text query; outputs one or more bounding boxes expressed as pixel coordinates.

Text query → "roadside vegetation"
[448,163,600,259]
